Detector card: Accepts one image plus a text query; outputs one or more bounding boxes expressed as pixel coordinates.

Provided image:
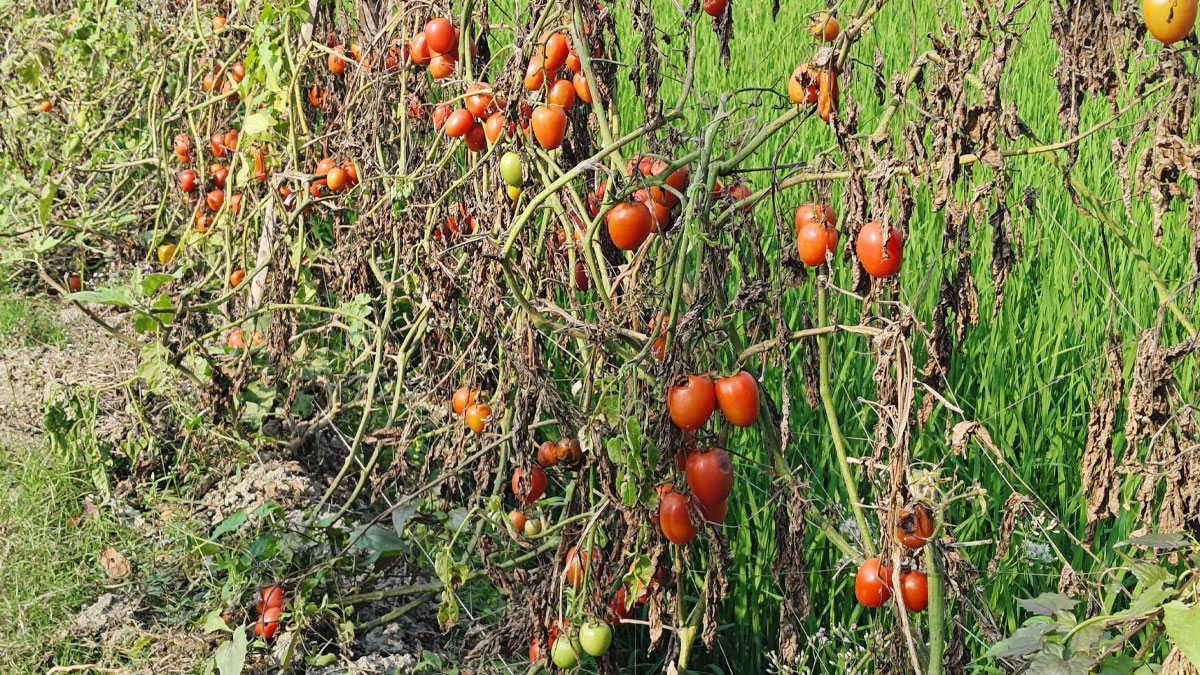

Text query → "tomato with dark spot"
[714,371,760,427]
[788,64,819,105]
[537,440,559,467]
[685,448,734,505]
[667,373,716,431]
[511,465,547,502]
[1143,0,1197,45]
[897,502,935,548]
[328,46,346,74]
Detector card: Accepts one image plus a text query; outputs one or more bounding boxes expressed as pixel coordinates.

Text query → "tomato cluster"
[450,386,490,434]
[854,503,938,612]
[252,585,286,639]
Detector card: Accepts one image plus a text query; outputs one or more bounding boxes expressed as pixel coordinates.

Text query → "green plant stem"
[925,541,946,675]
[817,280,875,557]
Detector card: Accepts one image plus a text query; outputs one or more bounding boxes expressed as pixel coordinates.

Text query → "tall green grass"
[593,1,1198,672]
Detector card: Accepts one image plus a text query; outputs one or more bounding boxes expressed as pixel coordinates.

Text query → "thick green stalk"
[817,281,875,557]
[925,542,946,675]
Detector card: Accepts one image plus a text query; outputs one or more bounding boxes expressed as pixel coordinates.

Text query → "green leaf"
[605,437,625,464]
[1096,653,1140,675]
[31,235,63,253]
[212,508,248,538]
[983,622,1056,659]
[1018,593,1078,617]
[204,610,231,634]
[138,272,176,297]
[242,110,276,135]
[1026,644,1094,675]
[69,288,133,307]
[1163,601,1200,668]
[214,626,248,675]
[38,179,57,226]
[137,342,175,395]
[1116,532,1190,550]
[1126,582,1173,616]
[353,523,407,555]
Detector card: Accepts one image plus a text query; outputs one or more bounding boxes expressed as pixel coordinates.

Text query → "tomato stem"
[925,541,946,675]
[816,278,875,557]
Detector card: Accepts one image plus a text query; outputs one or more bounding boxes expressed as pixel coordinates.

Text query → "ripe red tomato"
[255,585,285,614]
[634,188,672,233]
[429,52,456,79]
[897,570,929,612]
[714,371,759,427]
[229,193,243,214]
[606,201,652,250]
[432,103,451,131]
[465,83,494,118]
[702,0,728,16]
[537,440,559,467]
[809,13,840,42]
[227,329,245,350]
[685,448,734,505]
[1143,0,1197,45]
[856,220,904,278]
[38,100,52,112]
[230,61,246,82]
[230,269,246,287]
[444,109,474,137]
[796,220,838,266]
[410,32,432,65]
[854,558,892,608]
[667,374,716,431]
[308,85,326,107]
[223,129,238,152]
[67,274,82,293]
[425,17,456,54]
[342,160,358,186]
[563,546,594,587]
[524,55,547,90]
[897,502,935,548]
[206,189,224,211]
[658,491,698,545]
[254,147,266,181]
[464,402,491,433]
[212,166,229,189]
[173,132,190,154]
[548,79,576,108]
[328,46,346,74]
[326,166,347,191]
[210,133,227,158]
[511,466,547,502]
[572,72,592,103]
[464,122,487,152]
[574,261,589,291]
[697,497,727,524]
[179,169,197,192]
[255,606,281,639]
[610,586,633,620]
[531,105,566,150]
[566,47,582,73]
[211,15,226,30]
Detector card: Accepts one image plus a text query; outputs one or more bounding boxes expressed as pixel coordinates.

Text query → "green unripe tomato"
[500,151,523,187]
[551,636,581,669]
[579,621,612,656]
[523,519,542,536]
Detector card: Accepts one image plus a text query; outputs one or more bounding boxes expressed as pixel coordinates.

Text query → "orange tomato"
[897,502,936,549]
[465,83,494,118]
[465,402,492,433]
[524,55,547,90]
[328,46,346,74]
[429,52,456,79]
[572,72,592,103]
[508,509,527,531]
[531,105,566,150]
[326,167,347,191]
[410,32,432,65]
[605,201,652,250]
[788,64,819,105]
[484,112,511,143]
[543,32,570,71]
[817,68,839,122]
[230,269,246,287]
[206,189,224,211]
[548,79,576,108]
[809,13,840,42]
[452,386,480,415]
[231,61,246,82]
[255,585,285,614]
[228,193,242,214]
[1143,0,1197,45]
[38,100,52,112]
[432,103,451,131]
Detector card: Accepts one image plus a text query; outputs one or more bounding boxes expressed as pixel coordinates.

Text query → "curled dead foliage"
[1162,647,1200,675]
[1120,328,1200,536]
[988,493,1033,575]
[1082,333,1123,526]
[629,1,661,121]
[771,484,811,663]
